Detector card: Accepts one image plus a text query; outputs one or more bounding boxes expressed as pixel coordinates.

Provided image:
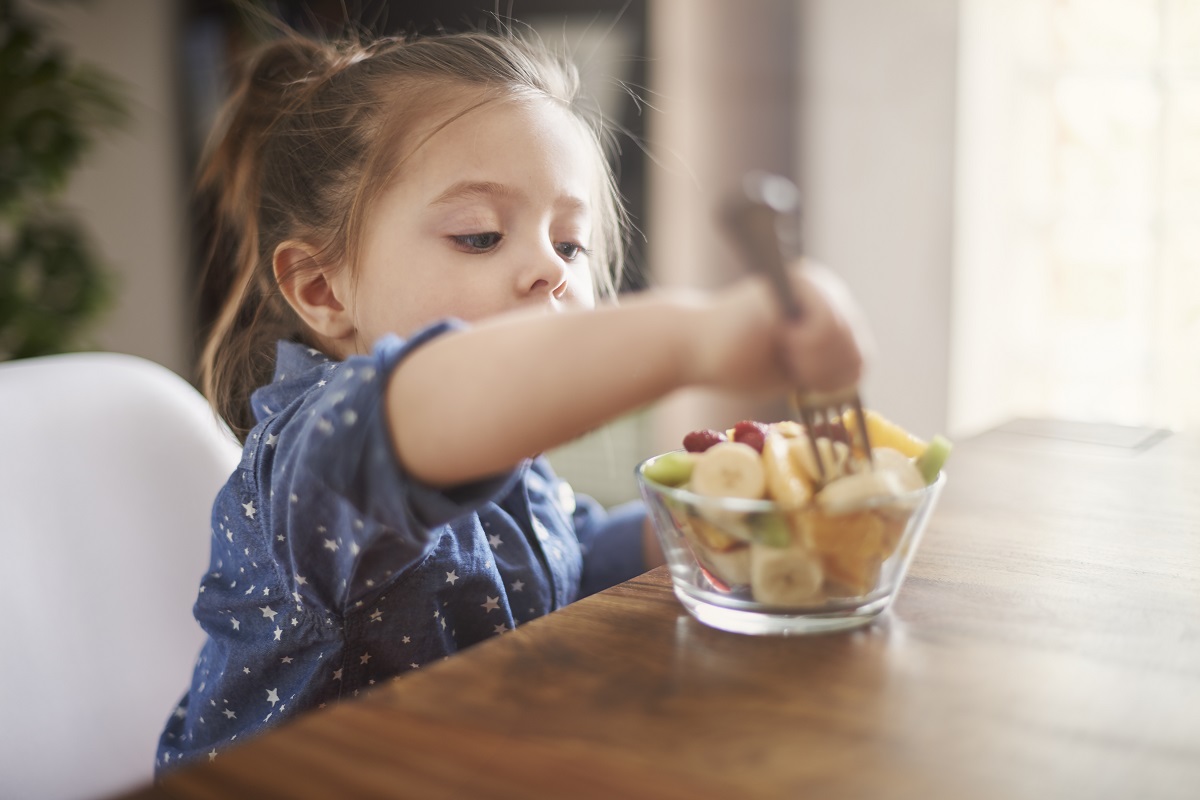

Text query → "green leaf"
[0,0,126,360]
[0,210,113,360]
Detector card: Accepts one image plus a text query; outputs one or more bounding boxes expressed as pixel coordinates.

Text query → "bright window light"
[953,0,1200,435]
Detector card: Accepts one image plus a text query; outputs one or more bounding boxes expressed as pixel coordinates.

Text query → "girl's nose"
[517,242,569,299]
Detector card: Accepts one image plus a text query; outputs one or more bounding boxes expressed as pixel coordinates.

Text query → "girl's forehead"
[399,89,582,155]
[387,90,599,194]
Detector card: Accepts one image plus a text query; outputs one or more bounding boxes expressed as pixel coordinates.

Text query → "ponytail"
[197,35,351,440]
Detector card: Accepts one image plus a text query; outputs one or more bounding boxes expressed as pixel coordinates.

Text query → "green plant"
[0,0,128,360]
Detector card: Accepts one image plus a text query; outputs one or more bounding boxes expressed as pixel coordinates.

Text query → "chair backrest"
[0,353,241,800]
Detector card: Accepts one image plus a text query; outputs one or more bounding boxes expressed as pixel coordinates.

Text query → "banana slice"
[683,515,744,551]
[696,507,755,544]
[869,447,926,493]
[690,441,767,500]
[789,434,851,484]
[771,420,804,438]
[750,544,823,607]
[817,469,912,515]
[762,432,812,509]
[697,545,752,588]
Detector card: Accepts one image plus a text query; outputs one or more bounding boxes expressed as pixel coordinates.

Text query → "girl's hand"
[778,261,873,392]
[692,259,873,395]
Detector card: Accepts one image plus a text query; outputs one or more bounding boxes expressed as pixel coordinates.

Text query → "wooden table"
[121,420,1200,799]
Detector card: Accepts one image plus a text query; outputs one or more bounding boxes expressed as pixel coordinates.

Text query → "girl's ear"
[273,242,355,343]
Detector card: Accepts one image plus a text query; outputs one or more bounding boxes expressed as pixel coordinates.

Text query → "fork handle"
[719,172,804,321]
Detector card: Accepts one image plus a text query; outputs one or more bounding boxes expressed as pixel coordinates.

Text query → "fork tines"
[790,389,874,482]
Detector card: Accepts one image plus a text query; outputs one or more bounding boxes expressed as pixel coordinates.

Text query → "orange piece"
[797,508,888,597]
[876,509,910,560]
[802,508,885,559]
[822,551,882,597]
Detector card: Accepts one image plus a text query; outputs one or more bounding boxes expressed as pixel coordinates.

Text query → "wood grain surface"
[117,420,1200,800]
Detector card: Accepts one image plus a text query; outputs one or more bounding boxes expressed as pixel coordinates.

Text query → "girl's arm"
[387,265,867,487]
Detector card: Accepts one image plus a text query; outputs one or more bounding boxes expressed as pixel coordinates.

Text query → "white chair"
[0,352,241,800]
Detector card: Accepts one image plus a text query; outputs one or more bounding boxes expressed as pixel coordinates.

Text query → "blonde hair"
[197,28,627,441]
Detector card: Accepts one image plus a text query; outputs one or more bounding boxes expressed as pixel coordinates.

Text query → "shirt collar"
[250,340,334,424]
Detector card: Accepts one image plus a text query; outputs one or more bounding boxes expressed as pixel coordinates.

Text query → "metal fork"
[719,171,873,482]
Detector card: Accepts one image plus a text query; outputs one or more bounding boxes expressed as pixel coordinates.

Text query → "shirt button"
[556,481,576,515]
[532,518,550,543]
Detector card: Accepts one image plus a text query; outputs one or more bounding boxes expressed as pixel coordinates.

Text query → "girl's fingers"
[782,321,863,390]
[701,264,870,395]
[780,262,872,392]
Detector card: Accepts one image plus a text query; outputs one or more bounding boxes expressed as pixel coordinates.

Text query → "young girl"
[157,27,869,772]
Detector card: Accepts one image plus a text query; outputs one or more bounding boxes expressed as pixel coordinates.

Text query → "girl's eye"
[451,232,502,252]
[555,242,589,261]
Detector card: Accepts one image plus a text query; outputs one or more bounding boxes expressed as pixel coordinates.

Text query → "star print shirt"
[156,319,648,774]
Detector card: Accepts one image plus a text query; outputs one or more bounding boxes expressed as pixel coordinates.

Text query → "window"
[953,0,1200,434]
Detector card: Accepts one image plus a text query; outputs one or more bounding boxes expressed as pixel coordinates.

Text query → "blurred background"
[5,0,1199,504]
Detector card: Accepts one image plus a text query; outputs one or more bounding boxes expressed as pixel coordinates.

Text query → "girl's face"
[341,94,600,352]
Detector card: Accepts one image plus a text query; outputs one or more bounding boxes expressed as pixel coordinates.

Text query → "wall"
[645,0,800,455]
[644,0,959,448]
[797,0,959,441]
[28,0,191,377]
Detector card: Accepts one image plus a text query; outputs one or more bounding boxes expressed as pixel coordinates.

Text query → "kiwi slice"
[642,451,696,487]
[915,435,953,485]
[748,512,792,548]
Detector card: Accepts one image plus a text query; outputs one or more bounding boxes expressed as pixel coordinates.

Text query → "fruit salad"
[639,410,951,608]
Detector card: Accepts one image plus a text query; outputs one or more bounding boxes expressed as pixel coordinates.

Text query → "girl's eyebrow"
[429,180,588,212]
[430,180,515,206]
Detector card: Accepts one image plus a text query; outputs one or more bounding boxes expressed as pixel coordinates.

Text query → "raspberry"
[682,428,727,453]
[731,420,769,453]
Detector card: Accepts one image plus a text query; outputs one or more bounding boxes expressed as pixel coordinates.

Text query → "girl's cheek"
[570,274,597,309]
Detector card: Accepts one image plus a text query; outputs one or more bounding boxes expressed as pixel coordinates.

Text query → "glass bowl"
[636,452,946,636]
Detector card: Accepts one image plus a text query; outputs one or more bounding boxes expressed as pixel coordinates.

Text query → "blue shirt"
[156,320,647,773]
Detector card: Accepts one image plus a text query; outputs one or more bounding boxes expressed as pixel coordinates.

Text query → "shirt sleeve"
[573,495,649,598]
[265,321,521,608]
